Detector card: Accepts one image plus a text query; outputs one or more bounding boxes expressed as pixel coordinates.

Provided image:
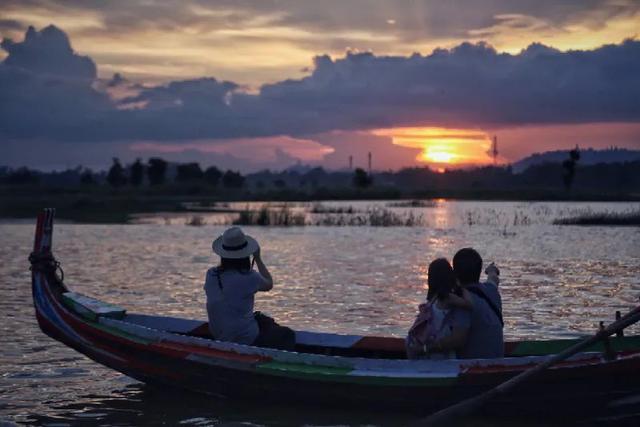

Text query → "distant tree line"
[2,152,639,196]
[103,157,246,189]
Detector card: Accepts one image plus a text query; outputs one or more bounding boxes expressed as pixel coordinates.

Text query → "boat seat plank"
[124,313,207,334]
[294,331,363,348]
[62,292,126,321]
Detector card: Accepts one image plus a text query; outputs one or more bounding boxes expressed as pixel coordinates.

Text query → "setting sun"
[373,127,494,167]
[422,147,457,163]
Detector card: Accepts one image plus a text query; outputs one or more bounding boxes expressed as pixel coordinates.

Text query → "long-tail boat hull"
[31,209,640,416]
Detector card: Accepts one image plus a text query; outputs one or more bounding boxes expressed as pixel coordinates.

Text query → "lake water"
[1,200,639,426]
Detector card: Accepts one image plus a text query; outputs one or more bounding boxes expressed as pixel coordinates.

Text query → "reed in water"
[554,209,640,225]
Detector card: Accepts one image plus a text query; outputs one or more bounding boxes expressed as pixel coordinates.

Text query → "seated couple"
[204,227,503,359]
[406,248,504,360]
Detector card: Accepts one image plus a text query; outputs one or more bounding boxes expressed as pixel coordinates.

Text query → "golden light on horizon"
[423,148,456,163]
[373,127,494,167]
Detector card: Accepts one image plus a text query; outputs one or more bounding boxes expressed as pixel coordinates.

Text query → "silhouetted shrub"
[223,170,245,188]
[176,163,204,182]
[204,166,222,187]
[107,158,127,188]
[130,158,144,187]
[147,158,168,185]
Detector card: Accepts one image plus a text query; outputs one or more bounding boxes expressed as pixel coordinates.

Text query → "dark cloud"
[107,72,126,87]
[0,26,109,140]
[256,39,640,130]
[122,78,237,111]
[1,25,639,143]
[1,25,96,78]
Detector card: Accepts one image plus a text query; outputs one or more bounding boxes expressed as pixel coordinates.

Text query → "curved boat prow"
[33,208,55,256]
[31,208,73,343]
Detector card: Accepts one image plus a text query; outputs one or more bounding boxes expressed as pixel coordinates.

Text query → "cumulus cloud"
[0,25,109,140]
[1,25,639,144]
[259,39,640,130]
[1,24,95,78]
[3,1,638,88]
[121,78,237,111]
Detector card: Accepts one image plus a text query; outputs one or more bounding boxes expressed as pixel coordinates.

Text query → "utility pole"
[349,155,353,170]
[368,152,372,174]
[490,136,499,164]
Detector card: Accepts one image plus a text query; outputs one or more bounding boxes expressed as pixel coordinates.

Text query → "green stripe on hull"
[90,321,153,345]
[256,362,456,386]
[67,312,153,345]
[62,297,99,322]
[61,295,152,344]
[257,361,351,376]
[510,336,640,356]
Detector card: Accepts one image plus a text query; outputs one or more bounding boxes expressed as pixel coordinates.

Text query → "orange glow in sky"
[372,127,494,167]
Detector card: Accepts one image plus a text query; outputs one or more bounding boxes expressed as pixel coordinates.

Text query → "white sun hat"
[212,227,259,259]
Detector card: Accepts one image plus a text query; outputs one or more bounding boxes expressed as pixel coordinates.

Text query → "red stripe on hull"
[151,341,270,364]
[462,356,604,375]
[33,212,44,253]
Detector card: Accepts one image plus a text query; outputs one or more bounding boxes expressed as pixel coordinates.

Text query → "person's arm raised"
[485,262,500,287]
[253,248,273,291]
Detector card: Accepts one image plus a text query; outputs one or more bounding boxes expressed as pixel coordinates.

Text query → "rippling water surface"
[1,201,639,426]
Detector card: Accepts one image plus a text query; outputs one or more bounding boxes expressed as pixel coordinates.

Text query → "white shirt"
[430,299,456,359]
[204,267,268,344]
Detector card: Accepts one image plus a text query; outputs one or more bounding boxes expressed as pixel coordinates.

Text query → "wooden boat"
[31,209,640,416]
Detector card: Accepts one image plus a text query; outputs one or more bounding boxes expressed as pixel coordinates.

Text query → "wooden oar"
[412,305,640,427]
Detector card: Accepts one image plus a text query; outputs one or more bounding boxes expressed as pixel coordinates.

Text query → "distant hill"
[512,148,640,173]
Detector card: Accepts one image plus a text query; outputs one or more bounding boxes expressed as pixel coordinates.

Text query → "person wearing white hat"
[204,227,295,350]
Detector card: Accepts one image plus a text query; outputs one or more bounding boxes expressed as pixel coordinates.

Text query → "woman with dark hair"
[204,227,295,350]
[406,258,473,359]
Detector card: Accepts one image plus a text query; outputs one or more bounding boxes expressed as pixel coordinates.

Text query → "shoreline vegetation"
[1,157,639,224]
[136,204,640,227]
[1,189,638,227]
[1,188,639,225]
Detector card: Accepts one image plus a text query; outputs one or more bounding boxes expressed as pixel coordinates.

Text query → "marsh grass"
[313,207,423,226]
[185,215,206,226]
[386,200,437,208]
[233,205,306,226]
[232,204,423,226]
[310,203,357,214]
[553,209,640,226]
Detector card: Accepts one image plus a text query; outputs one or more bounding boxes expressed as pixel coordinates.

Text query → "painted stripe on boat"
[256,361,352,377]
[33,211,44,253]
[509,336,640,356]
[459,353,609,375]
[186,353,261,371]
[90,320,154,345]
[256,362,457,386]
[153,341,269,364]
[39,278,153,346]
[34,273,88,345]
[349,370,457,378]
